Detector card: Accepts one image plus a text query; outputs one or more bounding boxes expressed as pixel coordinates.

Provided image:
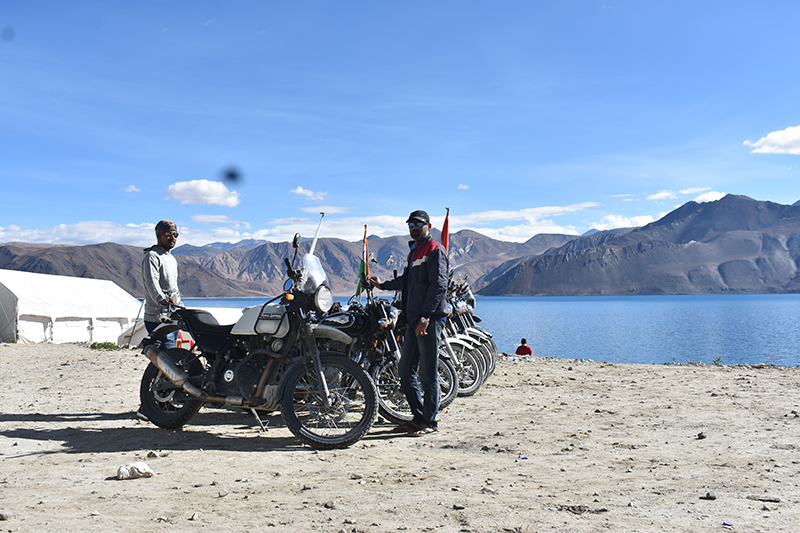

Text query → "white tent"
[0,269,143,344]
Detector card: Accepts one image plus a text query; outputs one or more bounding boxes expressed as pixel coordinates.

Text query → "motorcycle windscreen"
[301,253,328,294]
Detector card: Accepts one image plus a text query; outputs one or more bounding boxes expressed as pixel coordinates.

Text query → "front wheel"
[370,358,412,425]
[437,355,458,410]
[281,355,378,449]
[139,348,204,429]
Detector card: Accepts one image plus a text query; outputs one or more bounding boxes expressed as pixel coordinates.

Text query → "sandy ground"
[1,342,799,533]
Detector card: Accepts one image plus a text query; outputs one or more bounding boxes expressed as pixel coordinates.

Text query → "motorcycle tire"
[281,355,378,450]
[453,345,484,397]
[370,358,412,425]
[438,354,458,410]
[139,348,204,430]
[370,354,459,424]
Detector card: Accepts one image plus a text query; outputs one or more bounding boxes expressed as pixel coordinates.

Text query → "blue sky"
[2,1,800,247]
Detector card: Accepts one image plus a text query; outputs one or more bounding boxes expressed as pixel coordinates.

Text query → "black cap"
[406,210,430,224]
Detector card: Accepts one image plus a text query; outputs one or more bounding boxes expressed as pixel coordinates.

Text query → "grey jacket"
[141,245,181,322]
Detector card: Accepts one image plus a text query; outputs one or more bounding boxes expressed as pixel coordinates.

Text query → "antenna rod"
[309,212,325,255]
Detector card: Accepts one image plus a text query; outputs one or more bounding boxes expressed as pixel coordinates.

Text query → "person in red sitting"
[515,338,533,356]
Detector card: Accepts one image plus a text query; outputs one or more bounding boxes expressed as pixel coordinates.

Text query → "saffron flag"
[441,207,450,255]
[356,225,369,295]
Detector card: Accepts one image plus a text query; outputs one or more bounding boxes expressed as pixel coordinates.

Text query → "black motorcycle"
[139,231,378,449]
[320,274,458,425]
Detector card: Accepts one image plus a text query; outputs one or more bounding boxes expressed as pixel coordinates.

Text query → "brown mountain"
[0,242,264,298]
[479,194,800,295]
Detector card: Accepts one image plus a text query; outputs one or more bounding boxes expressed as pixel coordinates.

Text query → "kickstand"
[249,408,268,433]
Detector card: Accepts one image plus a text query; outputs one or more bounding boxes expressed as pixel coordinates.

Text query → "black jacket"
[382,235,449,327]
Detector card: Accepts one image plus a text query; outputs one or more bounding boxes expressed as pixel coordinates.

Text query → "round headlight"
[314,285,333,313]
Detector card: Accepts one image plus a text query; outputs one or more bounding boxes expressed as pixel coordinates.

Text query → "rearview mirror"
[292,233,301,249]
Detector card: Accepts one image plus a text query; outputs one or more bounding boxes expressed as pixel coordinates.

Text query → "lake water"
[184,294,800,367]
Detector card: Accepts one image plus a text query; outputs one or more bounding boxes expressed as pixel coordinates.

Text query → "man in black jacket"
[369,210,449,436]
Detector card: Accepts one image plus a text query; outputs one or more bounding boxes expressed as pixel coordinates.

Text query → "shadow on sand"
[0,408,402,456]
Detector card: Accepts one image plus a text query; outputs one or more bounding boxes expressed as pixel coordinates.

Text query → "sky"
[2,1,800,248]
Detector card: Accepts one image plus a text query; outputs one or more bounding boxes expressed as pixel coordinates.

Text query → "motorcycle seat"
[178,309,234,335]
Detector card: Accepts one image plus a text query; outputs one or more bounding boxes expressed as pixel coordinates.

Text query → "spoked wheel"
[370,354,459,423]
[139,348,204,429]
[452,345,485,397]
[281,355,378,449]
[370,358,412,425]
[438,355,458,409]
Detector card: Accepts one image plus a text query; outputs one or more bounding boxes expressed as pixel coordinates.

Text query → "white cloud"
[679,187,710,195]
[745,125,800,155]
[192,215,252,229]
[289,186,327,201]
[0,221,157,246]
[647,190,677,201]
[588,214,655,231]
[457,184,469,190]
[297,205,355,214]
[0,202,635,246]
[453,202,599,226]
[648,188,714,202]
[165,179,240,207]
[693,190,726,203]
[124,185,140,195]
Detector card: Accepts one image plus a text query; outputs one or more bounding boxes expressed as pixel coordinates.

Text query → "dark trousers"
[399,317,445,429]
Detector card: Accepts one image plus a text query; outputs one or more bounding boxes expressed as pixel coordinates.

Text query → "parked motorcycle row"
[138,222,496,449]
[320,271,497,426]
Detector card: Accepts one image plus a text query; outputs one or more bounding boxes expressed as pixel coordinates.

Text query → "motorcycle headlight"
[388,306,400,326]
[314,285,333,313]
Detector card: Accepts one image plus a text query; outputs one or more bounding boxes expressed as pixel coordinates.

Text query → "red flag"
[441,207,450,254]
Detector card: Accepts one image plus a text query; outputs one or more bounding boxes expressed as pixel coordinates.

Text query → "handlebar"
[284,257,300,281]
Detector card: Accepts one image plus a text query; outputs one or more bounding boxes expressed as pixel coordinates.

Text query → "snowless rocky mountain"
[2,194,800,297]
[479,194,800,295]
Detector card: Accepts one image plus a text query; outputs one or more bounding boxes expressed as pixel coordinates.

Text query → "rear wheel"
[139,348,204,429]
[281,355,378,449]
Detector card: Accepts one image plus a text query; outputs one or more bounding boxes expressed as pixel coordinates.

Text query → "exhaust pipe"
[143,345,240,405]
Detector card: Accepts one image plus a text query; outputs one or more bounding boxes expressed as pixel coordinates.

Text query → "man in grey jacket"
[142,219,182,337]
[137,220,182,420]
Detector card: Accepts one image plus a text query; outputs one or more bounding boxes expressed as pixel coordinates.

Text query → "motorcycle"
[320,271,458,425]
[447,275,498,380]
[138,223,378,449]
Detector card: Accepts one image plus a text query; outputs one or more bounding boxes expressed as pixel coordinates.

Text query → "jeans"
[144,321,178,350]
[399,317,445,429]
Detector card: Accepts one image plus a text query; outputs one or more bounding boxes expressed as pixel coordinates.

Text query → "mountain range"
[2,194,800,298]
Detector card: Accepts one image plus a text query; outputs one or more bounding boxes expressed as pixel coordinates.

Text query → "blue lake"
[184,294,800,367]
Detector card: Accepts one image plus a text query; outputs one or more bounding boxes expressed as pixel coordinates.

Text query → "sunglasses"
[163,231,179,238]
[407,221,428,228]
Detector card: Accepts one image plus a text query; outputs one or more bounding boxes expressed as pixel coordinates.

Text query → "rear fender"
[141,322,182,347]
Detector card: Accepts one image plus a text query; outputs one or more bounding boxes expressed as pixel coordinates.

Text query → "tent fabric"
[0,269,142,344]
